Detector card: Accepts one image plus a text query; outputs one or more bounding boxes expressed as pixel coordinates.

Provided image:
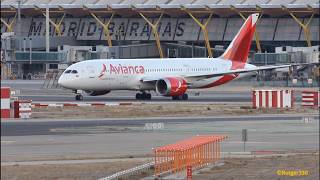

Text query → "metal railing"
[98,162,154,180]
[254,80,319,87]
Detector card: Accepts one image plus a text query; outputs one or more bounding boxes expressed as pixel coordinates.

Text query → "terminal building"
[1,0,319,86]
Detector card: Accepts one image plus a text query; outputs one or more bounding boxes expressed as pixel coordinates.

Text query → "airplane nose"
[58,76,66,87]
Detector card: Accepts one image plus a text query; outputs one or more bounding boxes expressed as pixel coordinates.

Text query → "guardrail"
[98,162,154,180]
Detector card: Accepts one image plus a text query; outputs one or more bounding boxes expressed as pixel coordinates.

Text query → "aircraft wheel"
[172,96,178,100]
[146,93,152,100]
[75,94,83,101]
[182,94,188,100]
[136,93,142,100]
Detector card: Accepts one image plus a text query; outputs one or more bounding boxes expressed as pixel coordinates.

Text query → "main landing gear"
[172,94,188,100]
[136,92,152,100]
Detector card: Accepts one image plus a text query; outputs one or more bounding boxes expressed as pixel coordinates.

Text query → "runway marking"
[1,113,318,123]
[227,141,282,144]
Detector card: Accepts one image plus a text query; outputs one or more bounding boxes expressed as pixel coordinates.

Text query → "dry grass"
[31,104,317,119]
[194,153,319,180]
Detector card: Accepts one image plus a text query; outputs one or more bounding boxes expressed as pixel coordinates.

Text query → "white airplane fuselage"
[58,58,256,91]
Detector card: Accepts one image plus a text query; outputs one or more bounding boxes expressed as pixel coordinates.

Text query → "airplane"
[58,13,291,101]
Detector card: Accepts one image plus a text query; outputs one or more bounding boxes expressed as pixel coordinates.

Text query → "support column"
[184,9,213,57]
[231,6,262,52]
[42,12,66,36]
[283,7,315,47]
[17,0,22,50]
[218,141,220,159]
[45,7,50,52]
[139,12,164,58]
[214,140,217,162]
[17,63,23,79]
[91,12,115,47]
[0,13,17,32]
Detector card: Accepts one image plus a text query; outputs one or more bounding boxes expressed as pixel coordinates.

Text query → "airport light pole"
[17,0,22,51]
[45,7,50,52]
[2,38,7,62]
[23,37,26,51]
[29,37,32,64]
[115,30,122,58]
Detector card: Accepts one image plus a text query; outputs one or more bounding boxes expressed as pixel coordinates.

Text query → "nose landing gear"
[74,90,83,101]
[75,94,83,101]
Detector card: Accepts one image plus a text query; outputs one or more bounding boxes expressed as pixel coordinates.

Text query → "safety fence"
[1,87,32,119]
[254,80,319,88]
[252,89,294,108]
[14,100,32,118]
[42,70,63,89]
[154,135,227,176]
[1,87,11,118]
[301,91,319,108]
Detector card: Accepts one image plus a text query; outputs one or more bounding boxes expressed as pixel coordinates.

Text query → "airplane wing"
[141,64,291,82]
[189,64,291,79]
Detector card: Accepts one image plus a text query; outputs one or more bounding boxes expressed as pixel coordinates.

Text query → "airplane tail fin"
[220,13,259,64]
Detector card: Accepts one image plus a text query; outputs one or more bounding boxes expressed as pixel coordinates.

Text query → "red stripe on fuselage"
[200,74,238,88]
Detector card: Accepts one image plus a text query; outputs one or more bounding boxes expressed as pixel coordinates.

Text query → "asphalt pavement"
[1,80,304,102]
[1,114,319,162]
[2,114,319,136]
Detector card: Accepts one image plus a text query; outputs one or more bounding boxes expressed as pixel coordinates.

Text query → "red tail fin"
[220,13,258,64]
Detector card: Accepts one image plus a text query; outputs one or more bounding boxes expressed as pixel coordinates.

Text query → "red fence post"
[187,165,192,180]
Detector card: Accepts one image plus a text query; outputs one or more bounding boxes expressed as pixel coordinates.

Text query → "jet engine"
[85,90,111,96]
[156,77,187,96]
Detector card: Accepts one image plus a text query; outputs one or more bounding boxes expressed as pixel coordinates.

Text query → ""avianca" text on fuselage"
[109,64,145,74]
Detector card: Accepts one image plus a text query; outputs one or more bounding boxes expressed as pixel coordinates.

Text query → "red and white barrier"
[252,90,294,108]
[31,102,136,108]
[14,100,32,118]
[301,91,319,107]
[1,87,11,118]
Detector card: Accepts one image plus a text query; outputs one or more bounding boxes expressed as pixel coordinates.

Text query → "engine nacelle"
[85,90,111,96]
[156,77,187,96]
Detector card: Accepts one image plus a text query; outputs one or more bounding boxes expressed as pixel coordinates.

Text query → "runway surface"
[2,114,318,136]
[15,93,251,102]
[1,80,303,102]
[1,114,319,162]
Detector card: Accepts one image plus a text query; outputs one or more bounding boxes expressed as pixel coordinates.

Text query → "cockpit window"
[65,70,71,74]
[71,70,78,74]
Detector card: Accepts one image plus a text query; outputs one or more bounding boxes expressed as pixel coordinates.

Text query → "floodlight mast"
[17,0,21,50]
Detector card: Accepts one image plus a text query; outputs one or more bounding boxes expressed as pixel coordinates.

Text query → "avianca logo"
[98,64,107,78]
[110,64,145,74]
[173,80,182,92]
